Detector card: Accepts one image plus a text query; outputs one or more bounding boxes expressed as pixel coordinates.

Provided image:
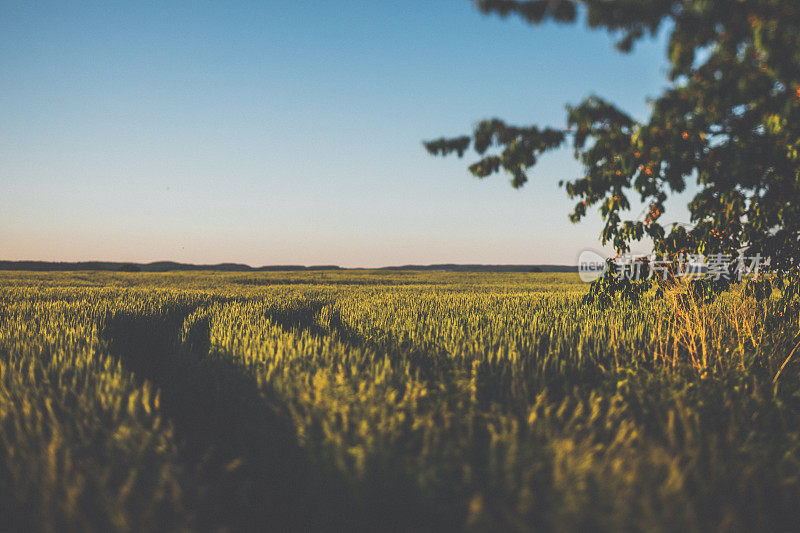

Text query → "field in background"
[1,270,799,531]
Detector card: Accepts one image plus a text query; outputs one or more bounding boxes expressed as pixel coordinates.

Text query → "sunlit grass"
[1,271,798,530]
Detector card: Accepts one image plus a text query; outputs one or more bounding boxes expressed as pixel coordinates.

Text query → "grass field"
[1,270,799,531]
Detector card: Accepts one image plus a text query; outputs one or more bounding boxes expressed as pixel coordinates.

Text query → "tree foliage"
[425,0,800,269]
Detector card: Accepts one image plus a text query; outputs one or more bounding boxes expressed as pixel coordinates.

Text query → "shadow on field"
[258,300,465,531]
[262,298,457,385]
[103,305,359,532]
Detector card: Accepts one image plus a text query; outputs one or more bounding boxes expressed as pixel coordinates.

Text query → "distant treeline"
[0,261,577,273]
[379,264,577,273]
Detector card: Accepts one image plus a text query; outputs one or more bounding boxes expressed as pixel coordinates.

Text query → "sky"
[1,0,690,267]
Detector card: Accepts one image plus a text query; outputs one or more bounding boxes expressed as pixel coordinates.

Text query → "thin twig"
[773,334,800,385]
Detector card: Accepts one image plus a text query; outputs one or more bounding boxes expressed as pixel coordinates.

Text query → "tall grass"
[0,271,798,531]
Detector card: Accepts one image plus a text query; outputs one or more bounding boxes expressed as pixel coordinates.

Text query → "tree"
[425,0,800,269]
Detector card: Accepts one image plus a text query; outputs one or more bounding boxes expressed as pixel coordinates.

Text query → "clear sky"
[1,0,689,267]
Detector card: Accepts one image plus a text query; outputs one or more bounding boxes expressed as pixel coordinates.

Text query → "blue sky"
[1,0,688,266]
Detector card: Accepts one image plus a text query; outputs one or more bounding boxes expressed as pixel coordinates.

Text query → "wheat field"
[1,270,799,531]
